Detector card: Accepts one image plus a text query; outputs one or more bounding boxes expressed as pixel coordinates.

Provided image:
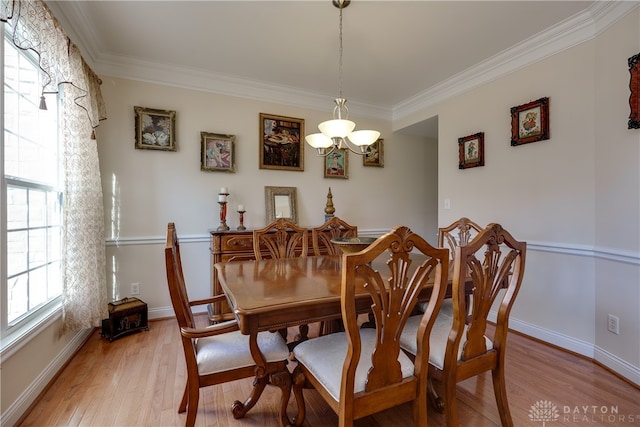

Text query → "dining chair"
[291,225,450,427]
[310,216,358,335]
[399,223,527,427]
[311,216,358,256]
[438,217,483,255]
[253,218,309,343]
[253,217,308,260]
[164,222,291,427]
[436,217,483,318]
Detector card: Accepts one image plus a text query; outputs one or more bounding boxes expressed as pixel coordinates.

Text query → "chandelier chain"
[338,3,344,101]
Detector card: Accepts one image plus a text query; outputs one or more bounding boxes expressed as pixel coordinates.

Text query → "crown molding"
[47,1,639,126]
[94,53,391,121]
[392,1,639,123]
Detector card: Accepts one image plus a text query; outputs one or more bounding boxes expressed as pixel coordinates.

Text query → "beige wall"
[593,10,640,377]
[396,9,640,383]
[96,77,437,310]
[98,78,434,236]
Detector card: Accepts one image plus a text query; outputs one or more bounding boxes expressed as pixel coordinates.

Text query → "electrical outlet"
[131,282,140,295]
[607,314,619,335]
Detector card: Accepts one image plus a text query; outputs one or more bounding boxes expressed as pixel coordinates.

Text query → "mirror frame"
[265,186,298,224]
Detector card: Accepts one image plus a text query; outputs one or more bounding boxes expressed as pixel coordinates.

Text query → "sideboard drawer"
[221,234,254,254]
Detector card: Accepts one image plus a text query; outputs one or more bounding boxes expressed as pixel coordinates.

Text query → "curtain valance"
[1,0,106,129]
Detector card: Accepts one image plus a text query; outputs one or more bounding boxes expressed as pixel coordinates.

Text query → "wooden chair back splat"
[253,218,308,260]
[438,217,483,260]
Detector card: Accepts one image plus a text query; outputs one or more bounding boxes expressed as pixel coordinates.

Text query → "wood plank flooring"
[17,316,640,426]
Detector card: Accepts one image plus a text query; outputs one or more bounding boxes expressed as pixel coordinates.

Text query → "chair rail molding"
[104,234,640,266]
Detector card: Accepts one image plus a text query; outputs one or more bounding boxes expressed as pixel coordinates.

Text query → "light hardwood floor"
[17,316,640,427]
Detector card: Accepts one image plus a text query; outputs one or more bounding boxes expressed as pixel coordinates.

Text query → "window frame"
[1,25,64,354]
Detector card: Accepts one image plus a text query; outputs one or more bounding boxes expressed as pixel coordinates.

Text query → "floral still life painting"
[134,106,176,151]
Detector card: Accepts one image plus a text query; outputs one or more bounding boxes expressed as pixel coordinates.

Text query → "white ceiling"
[46,1,630,137]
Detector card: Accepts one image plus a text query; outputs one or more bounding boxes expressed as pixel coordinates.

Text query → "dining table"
[214,253,471,425]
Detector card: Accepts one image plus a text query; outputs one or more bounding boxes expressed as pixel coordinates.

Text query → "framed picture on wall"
[362,138,384,167]
[200,132,235,172]
[324,148,348,179]
[259,113,304,171]
[510,97,550,146]
[458,132,484,169]
[134,106,176,151]
[629,52,640,129]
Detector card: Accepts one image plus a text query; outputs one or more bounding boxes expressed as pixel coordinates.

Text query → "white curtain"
[1,0,108,332]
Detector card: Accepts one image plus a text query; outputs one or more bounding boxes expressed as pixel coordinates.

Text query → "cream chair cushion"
[399,311,493,370]
[293,328,415,401]
[196,329,290,375]
[417,298,453,318]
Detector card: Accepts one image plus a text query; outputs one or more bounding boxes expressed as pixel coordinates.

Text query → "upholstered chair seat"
[400,312,493,370]
[196,329,290,376]
[293,328,415,401]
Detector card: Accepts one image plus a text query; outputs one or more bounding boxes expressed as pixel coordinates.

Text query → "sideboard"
[208,228,324,323]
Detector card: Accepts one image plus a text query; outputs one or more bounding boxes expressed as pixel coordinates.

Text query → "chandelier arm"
[314,145,337,157]
[341,139,367,155]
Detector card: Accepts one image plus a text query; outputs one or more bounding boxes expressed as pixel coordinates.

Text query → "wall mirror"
[265,186,298,223]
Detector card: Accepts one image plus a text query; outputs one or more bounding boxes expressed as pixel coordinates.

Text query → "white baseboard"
[506,316,595,358]
[0,328,93,427]
[594,345,640,387]
[490,312,640,387]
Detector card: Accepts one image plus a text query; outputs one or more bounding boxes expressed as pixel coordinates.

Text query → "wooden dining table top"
[214,254,447,335]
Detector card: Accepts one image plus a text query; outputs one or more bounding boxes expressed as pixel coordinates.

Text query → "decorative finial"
[324,187,335,221]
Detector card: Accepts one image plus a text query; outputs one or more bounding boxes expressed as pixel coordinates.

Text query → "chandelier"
[305,0,380,156]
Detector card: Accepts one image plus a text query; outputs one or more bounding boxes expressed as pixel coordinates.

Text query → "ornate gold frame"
[134,106,176,151]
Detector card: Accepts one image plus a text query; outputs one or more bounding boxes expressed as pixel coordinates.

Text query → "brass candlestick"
[217,192,230,231]
[237,210,246,231]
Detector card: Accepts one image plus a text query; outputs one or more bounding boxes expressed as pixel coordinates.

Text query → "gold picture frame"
[324,148,348,179]
[200,132,235,172]
[259,113,304,171]
[265,186,298,224]
[363,138,384,167]
[134,106,176,151]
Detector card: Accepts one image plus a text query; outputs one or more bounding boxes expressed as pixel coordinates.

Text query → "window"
[2,33,62,340]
